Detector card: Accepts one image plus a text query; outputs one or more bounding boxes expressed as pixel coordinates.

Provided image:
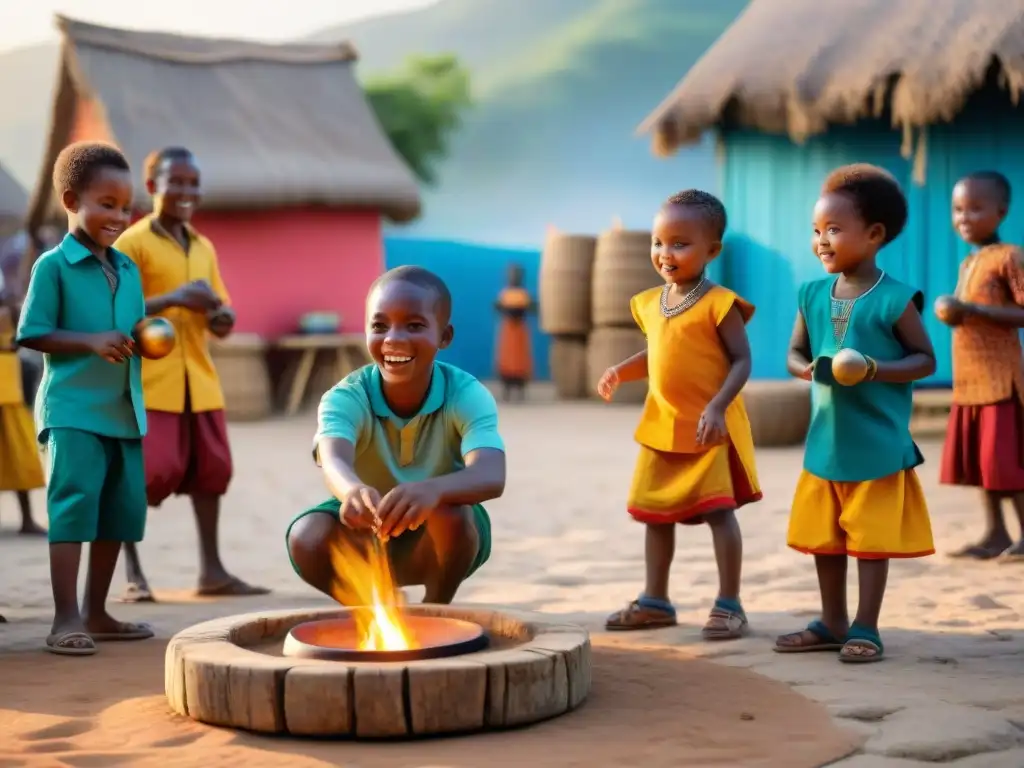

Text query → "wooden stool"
[273,334,371,416]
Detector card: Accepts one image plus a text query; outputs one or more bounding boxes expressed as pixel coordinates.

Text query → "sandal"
[774,619,847,653]
[46,631,97,656]
[116,583,157,603]
[702,599,748,641]
[839,624,884,663]
[89,621,155,642]
[605,596,677,631]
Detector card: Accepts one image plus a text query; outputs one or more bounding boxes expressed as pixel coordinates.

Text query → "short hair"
[664,189,727,240]
[822,164,907,245]
[52,141,131,197]
[960,170,1011,208]
[143,146,195,184]
[369,265,452,322]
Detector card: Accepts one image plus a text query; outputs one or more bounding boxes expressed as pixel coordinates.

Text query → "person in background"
[113,146,268,601]
[0,291,45,535]
[937,171,1024,561]
[494,263,534,402]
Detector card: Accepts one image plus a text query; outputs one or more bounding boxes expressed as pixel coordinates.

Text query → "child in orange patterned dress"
[937,171,1024,561]
[598,190,760,639]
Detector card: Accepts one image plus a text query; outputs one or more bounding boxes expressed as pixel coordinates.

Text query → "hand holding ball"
[934,295,964,326]
[133,317,176,359]
[831,348,872,386]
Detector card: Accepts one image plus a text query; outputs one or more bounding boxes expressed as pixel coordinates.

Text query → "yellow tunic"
[114,216,231,413]
[0,315,45,491]
[626,285,760,524]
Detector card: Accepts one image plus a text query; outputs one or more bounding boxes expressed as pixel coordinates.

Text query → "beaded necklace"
[830,271,884,348]
[660,277,707,318]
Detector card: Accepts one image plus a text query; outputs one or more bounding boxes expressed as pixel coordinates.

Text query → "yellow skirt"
[627,440,762,525]
[787,469,934,559]
[0,404,45,492]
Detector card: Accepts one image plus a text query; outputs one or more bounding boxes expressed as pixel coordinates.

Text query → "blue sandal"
[774,619,847,653]
[839,623,884,663]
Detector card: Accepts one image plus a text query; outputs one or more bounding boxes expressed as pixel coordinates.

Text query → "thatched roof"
[27,15,421,231]
[0,163,27,221]
[640,0,1024,156]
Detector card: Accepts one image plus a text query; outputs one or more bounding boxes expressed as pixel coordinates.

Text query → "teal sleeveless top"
[800,273,924,482]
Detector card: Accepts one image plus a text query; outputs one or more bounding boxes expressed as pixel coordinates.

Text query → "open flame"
[327,532,415,652]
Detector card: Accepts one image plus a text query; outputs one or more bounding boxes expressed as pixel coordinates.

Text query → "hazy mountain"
[0,0,744,245]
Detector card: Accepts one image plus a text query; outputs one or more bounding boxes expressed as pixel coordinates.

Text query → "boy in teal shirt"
[286,266,506,603]
[775,164,936,663]
[17,141,153,656]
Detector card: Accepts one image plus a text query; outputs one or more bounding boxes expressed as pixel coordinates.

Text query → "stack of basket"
[539,232,596,399]
[586,228,662,404]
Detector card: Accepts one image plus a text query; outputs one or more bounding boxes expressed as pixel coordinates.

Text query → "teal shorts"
[286,498,491,580]
[46,428,147,544]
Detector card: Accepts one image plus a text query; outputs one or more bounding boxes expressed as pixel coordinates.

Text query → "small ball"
[831,348,869,386]
[133,317,176,360]
[934,295,960,325]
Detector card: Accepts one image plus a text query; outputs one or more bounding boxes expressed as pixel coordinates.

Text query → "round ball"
[831,348,868,386]
[134,317,176,360]
[934,295,960,325]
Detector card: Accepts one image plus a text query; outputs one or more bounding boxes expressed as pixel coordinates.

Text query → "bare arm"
[709,306,752,410]
[613,350,649,383]
[872,301,936,384]
[416,447,506,506]
[965,250,1024,327]
[787,312,813,379]
[968,304,1024,328]
[318,437,366,501]
[17,332,98,356]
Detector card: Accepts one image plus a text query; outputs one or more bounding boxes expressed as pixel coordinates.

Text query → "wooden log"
[407,659,488,734]
[284,665,354,735]
[353,666,408,738]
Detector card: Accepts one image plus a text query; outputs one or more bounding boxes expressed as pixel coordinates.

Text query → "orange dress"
[495,287,533,382]
[0,308,45,492]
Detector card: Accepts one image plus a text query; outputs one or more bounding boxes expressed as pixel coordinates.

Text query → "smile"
[660,264,677,272]
[383,355,413,364]
[101,225,123,236]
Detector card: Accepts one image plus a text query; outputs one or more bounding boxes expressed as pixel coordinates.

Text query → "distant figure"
[936,171,1024,561]
[494,264,534,402]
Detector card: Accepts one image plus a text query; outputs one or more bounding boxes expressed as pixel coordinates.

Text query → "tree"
[364,54,472,185]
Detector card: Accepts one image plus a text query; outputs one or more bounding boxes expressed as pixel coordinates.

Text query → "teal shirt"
[315,362,505,493]
[801,273,924,482]
[16,233,147,441]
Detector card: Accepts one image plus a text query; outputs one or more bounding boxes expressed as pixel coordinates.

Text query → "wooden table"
[273,333,371,416]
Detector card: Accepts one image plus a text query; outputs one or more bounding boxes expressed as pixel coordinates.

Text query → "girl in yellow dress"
[0,301,45,535]
[598,190,760,639]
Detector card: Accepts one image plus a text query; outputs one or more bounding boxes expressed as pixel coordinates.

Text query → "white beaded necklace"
[660,277,707,318]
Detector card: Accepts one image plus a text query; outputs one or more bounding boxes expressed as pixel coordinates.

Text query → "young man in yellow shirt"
[114,146,267,601]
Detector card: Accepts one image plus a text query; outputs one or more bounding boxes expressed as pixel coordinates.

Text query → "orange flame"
[326,532,415,651]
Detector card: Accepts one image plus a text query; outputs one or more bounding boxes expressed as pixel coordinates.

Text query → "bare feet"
[196,574,271,597]
[18,520,46,536]
[949,532,1013,560]
[117,582,156,603]
[998,540,1024,562]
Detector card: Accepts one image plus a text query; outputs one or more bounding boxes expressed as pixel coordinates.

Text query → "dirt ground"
[1,386,1023,766]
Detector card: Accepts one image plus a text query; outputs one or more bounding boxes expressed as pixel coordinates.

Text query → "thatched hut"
[639,0,1024,383]
[26,15,421,338]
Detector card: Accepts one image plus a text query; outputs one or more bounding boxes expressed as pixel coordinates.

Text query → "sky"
[0,0,438,53]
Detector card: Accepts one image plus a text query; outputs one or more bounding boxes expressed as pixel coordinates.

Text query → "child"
[0,299,45,534]
[17,141,154,655]
[776,164,936,663]
[599,190,760,639]
[286,266,506,604]
[494,263,534,402]
[936,171,1024,561]
[114,146,266,601]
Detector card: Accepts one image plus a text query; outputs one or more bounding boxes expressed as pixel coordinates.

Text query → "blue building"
[640,0,1024,385]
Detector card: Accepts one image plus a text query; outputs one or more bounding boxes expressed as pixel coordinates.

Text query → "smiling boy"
[286,266,506,603]
[17,141,152,655]
[113,146,266,601]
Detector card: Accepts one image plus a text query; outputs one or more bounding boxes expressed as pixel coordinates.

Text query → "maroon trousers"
[143,403,232,506]
[940,398,1024,492]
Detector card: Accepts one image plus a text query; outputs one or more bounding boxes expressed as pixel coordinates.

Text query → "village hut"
[0,163,27,239]
[639,0,1024,383]
[26,15,421,338]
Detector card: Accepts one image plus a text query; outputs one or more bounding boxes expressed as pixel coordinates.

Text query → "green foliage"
[364,54,472,185]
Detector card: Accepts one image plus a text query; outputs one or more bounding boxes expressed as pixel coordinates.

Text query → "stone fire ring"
[165,604,591,738]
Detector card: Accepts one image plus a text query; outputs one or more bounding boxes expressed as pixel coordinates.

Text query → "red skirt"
[940,398,1024,491]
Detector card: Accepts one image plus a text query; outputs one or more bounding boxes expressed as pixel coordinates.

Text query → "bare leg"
[643,522,675,602]
[839,558,889,661]
[775,554,849,648]
[192,493,268,596]
[997,493,1024,559]
[119,542,155,602]
[16,491,45,536]
[705,509,742,602]
[950,491,1011,559]
[47,541,93,652]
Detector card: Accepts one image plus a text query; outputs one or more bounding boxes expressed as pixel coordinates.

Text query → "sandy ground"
[1,385,1024,766]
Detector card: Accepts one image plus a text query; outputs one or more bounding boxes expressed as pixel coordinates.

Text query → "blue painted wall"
[383,237,548,381]
[719,86,1024,385]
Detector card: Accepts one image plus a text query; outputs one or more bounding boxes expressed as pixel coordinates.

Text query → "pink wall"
[191,207,383,338]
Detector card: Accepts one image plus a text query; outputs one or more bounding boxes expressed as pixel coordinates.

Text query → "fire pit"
[283,611,489,662]
[165,605,590,738]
